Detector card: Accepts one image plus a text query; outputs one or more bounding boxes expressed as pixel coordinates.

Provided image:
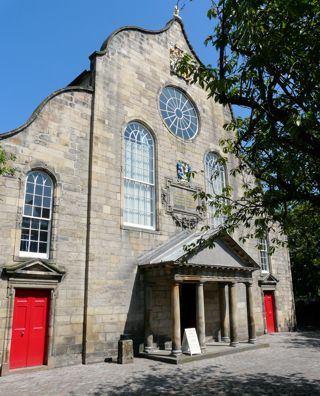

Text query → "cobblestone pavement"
[0,332,319,396]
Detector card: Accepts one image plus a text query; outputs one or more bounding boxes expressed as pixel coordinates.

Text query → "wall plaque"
[161,178,202,229]
[172,185,196,212]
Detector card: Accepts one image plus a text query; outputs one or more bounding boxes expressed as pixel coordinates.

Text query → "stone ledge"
[139,342,270,365]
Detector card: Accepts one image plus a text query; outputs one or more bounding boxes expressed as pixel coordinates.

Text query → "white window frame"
[205,152,226,228]
[259,238,270,273]
[123,122,155,230]
[159,86,199,141]
[19,171,53,259]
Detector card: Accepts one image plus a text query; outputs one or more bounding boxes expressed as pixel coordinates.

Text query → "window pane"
[26,182,34,194]
[42,208,50,219]
[159,86,199,140]
[259,239,270,272]
[40,231,48,242]
[33,206,42,217]
[39,243,47,253]
[43,197,51,208]
[22,217,31,228]
[20,171,53,257]
[20,240,29,252]
[21,229,30,239]
[30,242,38,253]
[30,229,39,241]
[205,152,226,227]
[31,219,40,229]
[124,122,155,228]
[35,184,43,196]
[40,220,49,231]
[25,194,33,205]
[24,205,32,216]
[34,195,42,207]
[44,186,52,197]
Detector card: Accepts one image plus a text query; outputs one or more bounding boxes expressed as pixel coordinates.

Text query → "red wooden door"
[10,289,49,369]
[264,291,276,333]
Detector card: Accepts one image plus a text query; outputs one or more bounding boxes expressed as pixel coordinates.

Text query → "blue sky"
[0,0,218,133]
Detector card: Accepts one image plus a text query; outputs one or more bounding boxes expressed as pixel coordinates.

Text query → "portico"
[139,230,259,357]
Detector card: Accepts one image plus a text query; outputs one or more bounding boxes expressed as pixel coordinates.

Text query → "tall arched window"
[124,122,155,229]
[205,152,226,228]
[20,171,53,258]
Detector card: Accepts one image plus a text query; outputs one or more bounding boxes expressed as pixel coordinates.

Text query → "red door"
[264,291,276,333]
[10,289,50,369]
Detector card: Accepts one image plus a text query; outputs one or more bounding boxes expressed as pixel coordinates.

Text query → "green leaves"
[180,0,320,297]
[0,144,15,177]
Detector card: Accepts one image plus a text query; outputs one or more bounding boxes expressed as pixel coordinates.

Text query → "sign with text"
[172,186,197,212]
[181,328,201,356]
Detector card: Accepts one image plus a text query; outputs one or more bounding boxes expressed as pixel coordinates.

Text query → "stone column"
[171,282,182,356]
[228,282,239,347]
[144,285,153,353]
[218,283,230,342]
[245,282,256,344]
[196,282,206,352]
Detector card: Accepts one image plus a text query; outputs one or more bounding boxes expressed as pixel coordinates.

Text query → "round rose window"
[159,86,199,140]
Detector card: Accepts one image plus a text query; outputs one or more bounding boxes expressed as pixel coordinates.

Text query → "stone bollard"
[117,334,134,364]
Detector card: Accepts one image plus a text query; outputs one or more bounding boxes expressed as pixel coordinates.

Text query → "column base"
[171,349,182,357]
[248,338,257,344]
[200,347,206,353]
[230,341,239,347]
[221,336,230,343]
[144,346,154,354]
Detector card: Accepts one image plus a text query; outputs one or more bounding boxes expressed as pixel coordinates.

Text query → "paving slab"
[0,332,319,395]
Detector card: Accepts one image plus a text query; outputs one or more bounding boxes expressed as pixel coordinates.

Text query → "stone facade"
[0,16,295,373]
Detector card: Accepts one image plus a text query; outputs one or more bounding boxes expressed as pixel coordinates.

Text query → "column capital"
[244,281,253,287]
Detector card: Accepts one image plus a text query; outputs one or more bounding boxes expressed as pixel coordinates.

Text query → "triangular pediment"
[187,238,257,270]
[138,229,260,271]
[3,259,65,281]
[259,273,279,285]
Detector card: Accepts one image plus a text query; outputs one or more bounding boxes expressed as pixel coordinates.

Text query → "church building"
[0,13,295,374]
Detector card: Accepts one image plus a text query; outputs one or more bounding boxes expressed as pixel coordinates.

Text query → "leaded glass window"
[159,86,199,140]
[259,239,270,272]
[20,171,53,258]
[124,122,155,229]
[205,152,226,228]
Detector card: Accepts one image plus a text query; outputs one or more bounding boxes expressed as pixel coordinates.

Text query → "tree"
[286,204,320,298]
[0,144,15,176]
[178,0,320,296]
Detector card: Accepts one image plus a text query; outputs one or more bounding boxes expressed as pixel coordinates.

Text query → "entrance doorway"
[180,283,196,336]
[10,289,50,369]
[264,291,276,333]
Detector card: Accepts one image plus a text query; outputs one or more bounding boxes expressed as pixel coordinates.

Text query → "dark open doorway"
[180,283,196,337]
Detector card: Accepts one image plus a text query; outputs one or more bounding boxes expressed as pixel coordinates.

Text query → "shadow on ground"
[89,368,320,396]
[284,331,320,349]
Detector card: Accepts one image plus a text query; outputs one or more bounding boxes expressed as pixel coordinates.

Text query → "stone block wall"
[0,89,92,367]
[0,17,295,369]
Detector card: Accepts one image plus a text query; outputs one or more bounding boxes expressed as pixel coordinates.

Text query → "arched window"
[124,122,155,229]
[205,152,226,228]
[20,171,53,258]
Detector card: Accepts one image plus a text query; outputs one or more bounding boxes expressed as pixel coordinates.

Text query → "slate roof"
[138,229,260,271]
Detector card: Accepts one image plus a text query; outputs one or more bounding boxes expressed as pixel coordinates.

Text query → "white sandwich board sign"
[181,328,201,355]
